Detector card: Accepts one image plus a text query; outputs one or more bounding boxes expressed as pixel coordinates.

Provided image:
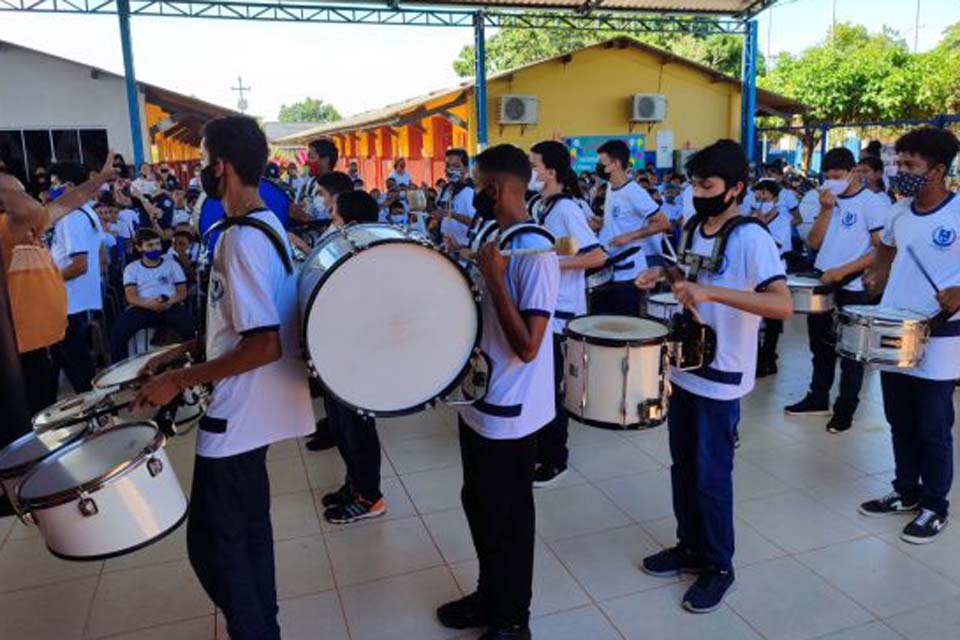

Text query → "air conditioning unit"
[499,95,538,125]
[631,94,667,122]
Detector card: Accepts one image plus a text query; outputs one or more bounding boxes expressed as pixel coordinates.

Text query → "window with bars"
[0,128,108,186]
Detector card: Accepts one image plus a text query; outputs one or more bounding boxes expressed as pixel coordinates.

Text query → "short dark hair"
[474,144,531,185]
[49,161,87,186]
[864,140,883,157]
[895,127,960,172]
[857,156,885,173]
[308,138,339,167]
[597,139,631,170]
[753,178,781,196]
[337,191,380,224]
[684,139,749,203]
[173,229,195,241]
[388,200,406,213]
[445,148,469,167]
[203,116,268,187]
[316,171,355,198]
[822,147,856,172]
[135,228,161,245]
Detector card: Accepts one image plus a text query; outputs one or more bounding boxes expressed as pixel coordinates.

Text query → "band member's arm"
[864,241,896,293]
[807,190,837,250]
[560,246,606,271]
[789,206,803,227]
[60,253,88,280]
[288,203,313,223]
[610,211,670,247]
[820,230,882,285]
[674,279,793,320]
[44,150,118,228]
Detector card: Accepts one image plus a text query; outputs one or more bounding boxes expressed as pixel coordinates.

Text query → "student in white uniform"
[110,228,193,361]
[635,139,792,613]
[750,179,794,376]
[388,157,412,186]
[594,139,670,316]
[436,145,559,640]
[528,140,606,487]
[785,148,889,434]
[134,116,313,640]
[290,138,338,224]
[859,127,960,544]
[433,148,476,248]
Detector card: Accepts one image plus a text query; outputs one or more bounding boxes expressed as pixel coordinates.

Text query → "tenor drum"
[646,292,681,322]
[836,305,930,367]
[787,275,835,314]
[17,423,187,561]
[299,223,481,415]
[0,424,87,514]
[33,389,119,433]
[564,315,670,430]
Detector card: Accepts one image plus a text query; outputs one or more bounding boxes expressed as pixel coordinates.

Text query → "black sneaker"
[826,415,853,434]
[756,360,778,378]
[321,483,352,508]
[858,491,920,517]
[682,568,735,614]
[437,593,490,630]
[785,395,831,416]
[641,546,706,577]
[901,509,948,544]
[305,418,336,452]
[323,496,386,524]
[479,624,531,640]
[533,464,567,488]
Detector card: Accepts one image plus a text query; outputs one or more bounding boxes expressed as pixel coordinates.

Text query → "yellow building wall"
[469,44,742,155]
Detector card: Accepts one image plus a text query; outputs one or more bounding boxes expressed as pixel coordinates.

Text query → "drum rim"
[565,314,670,348]
[17,422,166,509]
[569,412,667,431]
[45,507,188,563]
[91,344,181,390]
[32,390,109,432]
[838,305,931,325]
[0,425,87,479]
[786,276,834,295]
[301,232,483,417]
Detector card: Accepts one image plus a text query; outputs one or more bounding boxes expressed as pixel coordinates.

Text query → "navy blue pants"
[325,396,382,501]
[110,304,196,361]
[536,333,569,469]
[882,372,955,516]
[592,281,641,317]
[668,384,739,570]
[187,447,280,640]
[50,312,95,393]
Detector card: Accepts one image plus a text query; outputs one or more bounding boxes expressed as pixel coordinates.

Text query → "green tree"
[278,97,341,123]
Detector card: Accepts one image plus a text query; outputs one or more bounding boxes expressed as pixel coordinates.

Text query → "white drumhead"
[0,424,86,475]
[305,242,478,413]
[843,305,929,322]
[93,345,179,389]
[787,275,824,288]
[33,390,108,431]
[568,315,669,341]
[648,292,679,306]
[18,423,158,502]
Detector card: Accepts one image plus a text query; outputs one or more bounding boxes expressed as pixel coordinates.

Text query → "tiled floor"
[3,318,960,639]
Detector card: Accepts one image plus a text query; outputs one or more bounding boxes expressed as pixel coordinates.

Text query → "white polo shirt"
[535,195,602,334]
[198,209,314,458]
[460,226,560,440]
[671,221,786,401]
[123,255,186,300]
[758,201,793,256]
[439,182,476,247]
[879,193,960,381]
[814,188,887,291]
[50,205,103,315]
[598,180,660,281]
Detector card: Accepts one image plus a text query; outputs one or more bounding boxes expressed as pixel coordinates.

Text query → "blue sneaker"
[641,546,705,577]
[682,568,735,613]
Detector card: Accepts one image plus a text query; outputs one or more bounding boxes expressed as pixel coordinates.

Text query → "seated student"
[635,140,792,613]
[318,189,388,524]
[171,190,191,226]
[168,226,199,289]
[386,199,408,226]
[110,228,195,361]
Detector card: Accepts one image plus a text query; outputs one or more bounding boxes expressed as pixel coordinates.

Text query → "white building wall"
[0,43,147,161]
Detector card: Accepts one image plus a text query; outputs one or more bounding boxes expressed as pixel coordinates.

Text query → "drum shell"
[563,324,668,430]
[787,278,835,314]
[836,308,929,367]
[18,446,186,561]
[585,266,612,291]
[646,294,680,322]
[0,426,86,513]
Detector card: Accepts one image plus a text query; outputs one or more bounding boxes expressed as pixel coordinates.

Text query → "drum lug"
[147,457,164,478]
[78,495,98,517]
[17,510,35,527]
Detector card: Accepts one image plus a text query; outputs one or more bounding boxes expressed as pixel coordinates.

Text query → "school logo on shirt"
[209,274,225,302]
[840,210,857,228]
[158,275,170,285]
[932,226,957,250]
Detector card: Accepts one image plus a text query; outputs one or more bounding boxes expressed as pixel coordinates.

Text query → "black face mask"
[200,164,221,199]
[472,187,497,221]
[595,162,610,182]
[692,190,734,218]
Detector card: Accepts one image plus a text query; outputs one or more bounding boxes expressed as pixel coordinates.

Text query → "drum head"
[92,345,180,389]
[568,315,669,344]
[648,292,679,305]
[305,242,478,413]
[18,423,160,503]
[33,390,108,432]
[787,275,824,288]
[843,305,928,322]
[0,424,86,477]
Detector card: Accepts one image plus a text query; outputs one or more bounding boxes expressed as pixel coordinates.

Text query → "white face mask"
[528,174,545,193]
[821,178,850,195]
[312,194,328,215]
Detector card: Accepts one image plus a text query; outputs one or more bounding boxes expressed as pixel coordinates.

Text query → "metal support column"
[819,123,829,168]
[473,11,488,151]
[740,18,758,162]
[117,0,145,169]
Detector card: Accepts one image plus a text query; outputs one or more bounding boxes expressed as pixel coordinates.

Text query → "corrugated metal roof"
[373,0,771,15]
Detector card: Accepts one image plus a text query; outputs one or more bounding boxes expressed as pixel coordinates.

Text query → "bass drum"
[299,223,481,415]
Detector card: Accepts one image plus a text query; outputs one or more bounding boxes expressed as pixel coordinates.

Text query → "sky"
[0,0,957,121]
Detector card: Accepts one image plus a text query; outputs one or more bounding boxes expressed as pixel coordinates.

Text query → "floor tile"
[549,524,674,601]
[726,556,873,640]
[743,443,864,491]
[805,475,909,535]
[401,466,463,515]
[600,583,763,640]
[529,605,622,640]
[534,483,632,542]
[884,595,960,640]
[317,476,417,533]
[267,454,310,496]
[270,491,321,541]
[0,577,97,639]
[798,537,960,617]
[814,621,904,640]
[383,433,461,474]
[274,534,335,599]
[90,616,215,639]
[734,459,792,502]
[104,521,188,573]
[622,426,673,466]
[570,441,662,482]
[422,508,476,564]
[339,567,462,640]
[325,516,443,586]
[86,560,213,638]
[737,490,868,553]
[266,438,302,462]
[277,591,349,640]
[878,522,960,585]
[0,535,102,592]
[595,469,674,523]
[640,516,787,568]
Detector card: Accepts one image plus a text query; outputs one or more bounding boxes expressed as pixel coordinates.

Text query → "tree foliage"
[278,97,342,123]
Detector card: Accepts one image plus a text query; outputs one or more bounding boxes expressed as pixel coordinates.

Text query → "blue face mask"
[144,249,163,261]
[892,171,929,198]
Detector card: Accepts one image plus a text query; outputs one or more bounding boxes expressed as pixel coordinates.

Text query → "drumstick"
[662,262,705,325]
[906,245,940,294]
[501,236,578,258]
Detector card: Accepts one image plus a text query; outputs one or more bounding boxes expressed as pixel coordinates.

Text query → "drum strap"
[496,222,556,251]
[535,193,572,225]
[204,215,294,275]
[677,214,770,280]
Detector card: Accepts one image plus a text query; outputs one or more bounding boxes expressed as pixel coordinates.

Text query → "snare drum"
[836,305,930,367]
[564,315,670,430]
[787,275,835,314]
[299,223,481,415]
[0,424,87,514]
[16,422,187,561]
[646,292,681,322]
